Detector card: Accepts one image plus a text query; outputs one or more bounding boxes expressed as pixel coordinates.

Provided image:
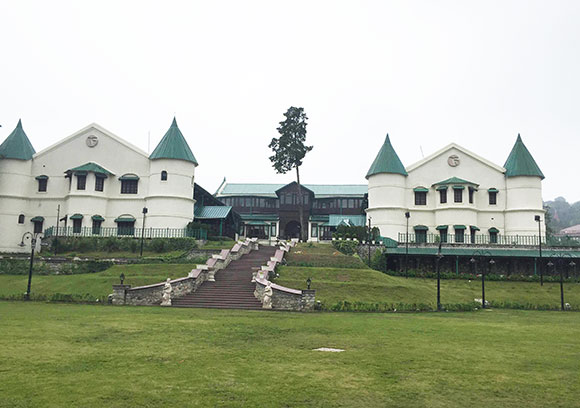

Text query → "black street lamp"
[19,232,41,300]
[368,216,372,266]
[140,207,148,257]
[470,249,493,309]
[548,253,576,311]
[436,241,443,311]
[535,215,543,286]
[405,211,410,277]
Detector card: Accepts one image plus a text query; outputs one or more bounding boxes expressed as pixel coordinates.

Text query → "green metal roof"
[119,175,139,181]
[218,183,367,198]
[310,215,329,223]
[149,117,198,165]
[115,216,136,222]
[432,177,479,187]
[0,119,36,160]
[325,214,366,227]
[503,134,544,179]
[30,216,44,222]
[413,187,429,192]
[366,134,408,178]
[68,162,114,176]
[488,188,499,193]
[70,214,84,220]
[436,225,448,230]
[240,213,279,221]
[385,246,580,258]
[194,205,232,220]
[414,225,428,231]
[92,215,105,221]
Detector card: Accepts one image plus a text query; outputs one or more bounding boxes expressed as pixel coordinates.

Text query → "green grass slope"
[0,263,198,300]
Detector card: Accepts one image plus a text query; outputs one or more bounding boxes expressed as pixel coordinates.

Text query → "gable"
[406,143,505,174]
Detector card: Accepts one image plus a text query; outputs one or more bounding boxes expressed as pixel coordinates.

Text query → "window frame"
[161,170,168,181]
[453,189,463,203]
[489,191,497,205]
[77,174,87,191]
[414,191,427,206]
[120,179,138,194]
[95,176,105,192]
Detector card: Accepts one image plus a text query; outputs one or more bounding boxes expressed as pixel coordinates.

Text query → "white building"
[366,135,546,244]
[0,118,198,253]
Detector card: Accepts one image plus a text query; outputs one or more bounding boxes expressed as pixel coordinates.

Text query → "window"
[161,171,168,181]
[33,220,43,234]
[454,189,463,203]
[95,176,104,192]
[73,219,82,234]
[92,219,102,235]
[416,230,427,243]
[414,191,427,206]
[455,228,465,243]
[490,231,498,244]
[117,221,135,236]
[489,191,497,205]
[18,214,25,224]
[37,178,48,192]
[311,223,318,238]
[342,199,348,208]
[303,195,309,205]
[470,230,476,244]
[348,199,355,208]
[270,223,276,237]
[439,189,447,204]
[77,175,86,190]
[439,229,448,243]
[245,197,252,207]
[469,188,474,204]
[121,179,138,194]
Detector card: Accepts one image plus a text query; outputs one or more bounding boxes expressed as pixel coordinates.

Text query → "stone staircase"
[172,245,277,310]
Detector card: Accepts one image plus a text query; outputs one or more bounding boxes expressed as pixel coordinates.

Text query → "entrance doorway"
[285,220,301,239]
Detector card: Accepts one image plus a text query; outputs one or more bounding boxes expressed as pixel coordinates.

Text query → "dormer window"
[77,174,87,190]
[468,187,475,204]
[413,187,428,205]
[437,186,447,204]
[36,175,48,192]
[161,171,168,181]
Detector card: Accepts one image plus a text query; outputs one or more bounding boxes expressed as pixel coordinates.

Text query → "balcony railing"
[397,232,555,246]
[43,226,207,240]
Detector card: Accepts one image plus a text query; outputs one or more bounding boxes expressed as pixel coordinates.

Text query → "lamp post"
[54,204,60,256]
[368,216,372,266]
[535,215,543,286]
[548,253,576,311]
[405,211,410,277]
[140,207,148,257]
[19,232,40,300]
[470,249,493,309]
[436,241,443,311]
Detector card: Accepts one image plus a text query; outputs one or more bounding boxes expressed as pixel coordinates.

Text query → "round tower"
[147,118,198,229]
[503,134,545,237]
[366,134,408,240]
[0,120,36,253]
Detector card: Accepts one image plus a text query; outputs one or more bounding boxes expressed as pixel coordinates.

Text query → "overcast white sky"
[1,1,579,201]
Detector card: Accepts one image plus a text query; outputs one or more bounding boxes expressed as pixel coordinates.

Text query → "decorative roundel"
[447,155,460,167]
[86,135,99,148]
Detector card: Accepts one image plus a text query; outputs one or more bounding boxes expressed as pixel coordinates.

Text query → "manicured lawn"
[275,265,580,309]
[200,240,236,250]
[0,264,199,300]
[0,302,579,408]
[286,243,366,268]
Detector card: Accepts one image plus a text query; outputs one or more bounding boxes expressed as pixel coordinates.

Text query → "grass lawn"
[275,265,580,309]
[0,302,579,408]
[0,264,199,300]
[286,243,366,268]
[200,241,236,250]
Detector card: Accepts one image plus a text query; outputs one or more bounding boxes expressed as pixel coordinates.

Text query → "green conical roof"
[149,117,198,165]
[0,119,36,160]
[503,134,544,179]
[366,134,407,178]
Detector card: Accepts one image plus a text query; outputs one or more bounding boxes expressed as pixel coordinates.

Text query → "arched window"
[18,214,25,224]
[161,171,168,181]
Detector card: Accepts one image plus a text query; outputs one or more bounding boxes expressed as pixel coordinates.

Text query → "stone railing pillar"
[112,284,131,305]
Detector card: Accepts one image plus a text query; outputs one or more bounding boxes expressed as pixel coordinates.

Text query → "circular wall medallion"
[447,155,460,167]
[86,135,99,147]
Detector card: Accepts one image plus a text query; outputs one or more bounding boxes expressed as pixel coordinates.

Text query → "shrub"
[332,240,359,256]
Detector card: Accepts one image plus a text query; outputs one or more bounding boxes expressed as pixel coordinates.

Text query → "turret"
[366,134,408,239]
[0,120,36,253]
[147,118,198,228]
[503,134,545,237]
